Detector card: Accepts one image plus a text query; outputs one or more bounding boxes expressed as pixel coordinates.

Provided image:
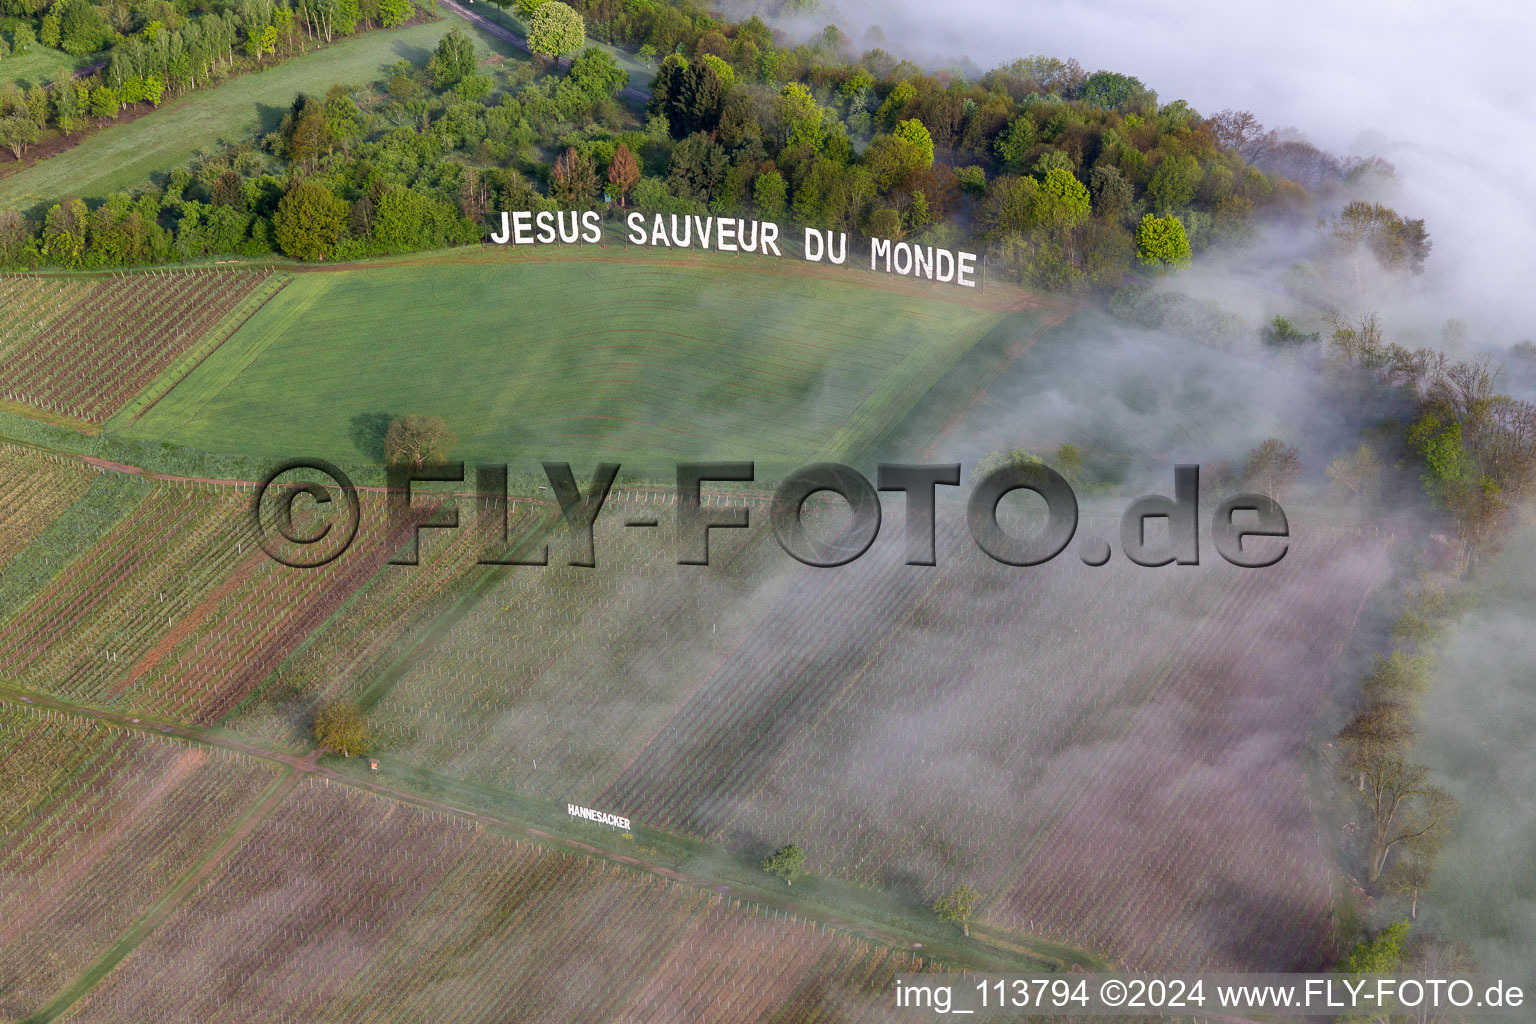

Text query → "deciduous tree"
[754,169,786,219]
[0,114,39,161]
[1135,212,1191,267]
[527,1,583,65]
[933,884,981,937]
[313,700,368,756]
[385,414,456,467]
[273,179,348,261]
[569,45,627,99]
[1242,438,1301,499]
[760,843,805,885]
[1326,444,1382,501]
[428,26,477,88]
[606,142,639,205]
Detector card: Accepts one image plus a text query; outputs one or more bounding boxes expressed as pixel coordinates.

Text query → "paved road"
[438,0,650,105]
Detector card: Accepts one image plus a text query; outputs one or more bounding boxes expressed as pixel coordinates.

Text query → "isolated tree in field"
[761,843,805,886]
[313,700,368,756]
[274,180,348,261]
[385,414,456,468]
[527,1,583,65]
[551,146,598,205]
[933,884,981,937]
[606,143,639,205]
[1242,438,1301,499]
[11,23,34,54]
[1135,212,1191,267]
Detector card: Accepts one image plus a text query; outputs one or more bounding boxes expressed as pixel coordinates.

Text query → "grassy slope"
[127,247,1025,472]
[0,20,521,212]
[0,44,94,90]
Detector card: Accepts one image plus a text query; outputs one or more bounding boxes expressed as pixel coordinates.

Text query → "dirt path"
[0,680,1104,988]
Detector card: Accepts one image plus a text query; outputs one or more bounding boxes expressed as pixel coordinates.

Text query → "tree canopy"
[527,1,583,62]
[313,700,368,757]
[933,884,982,937]
[385,414,457,468]
[760,843,805,885]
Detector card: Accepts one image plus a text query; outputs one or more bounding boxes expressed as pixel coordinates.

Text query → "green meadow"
[0,42,95,90]
[127,249,1028,472]
[0,19,520,212]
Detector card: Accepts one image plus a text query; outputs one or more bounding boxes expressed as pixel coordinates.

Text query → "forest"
[1,0,1430,299]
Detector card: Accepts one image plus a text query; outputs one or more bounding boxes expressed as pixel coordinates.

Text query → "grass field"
[0,20,520,212]
[129,248,1031,472]
[0,43,94,90]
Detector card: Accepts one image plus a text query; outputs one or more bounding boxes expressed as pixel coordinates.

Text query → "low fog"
[752,0,1536,346]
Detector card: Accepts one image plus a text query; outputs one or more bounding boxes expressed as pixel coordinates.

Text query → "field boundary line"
[0,682,1107,977]
[112,272,293,430]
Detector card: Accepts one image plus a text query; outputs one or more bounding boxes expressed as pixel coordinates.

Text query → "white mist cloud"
[787,0,1536,334]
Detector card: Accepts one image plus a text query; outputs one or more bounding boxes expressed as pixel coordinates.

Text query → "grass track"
[0,20,522,212]
[0,44,94,90]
